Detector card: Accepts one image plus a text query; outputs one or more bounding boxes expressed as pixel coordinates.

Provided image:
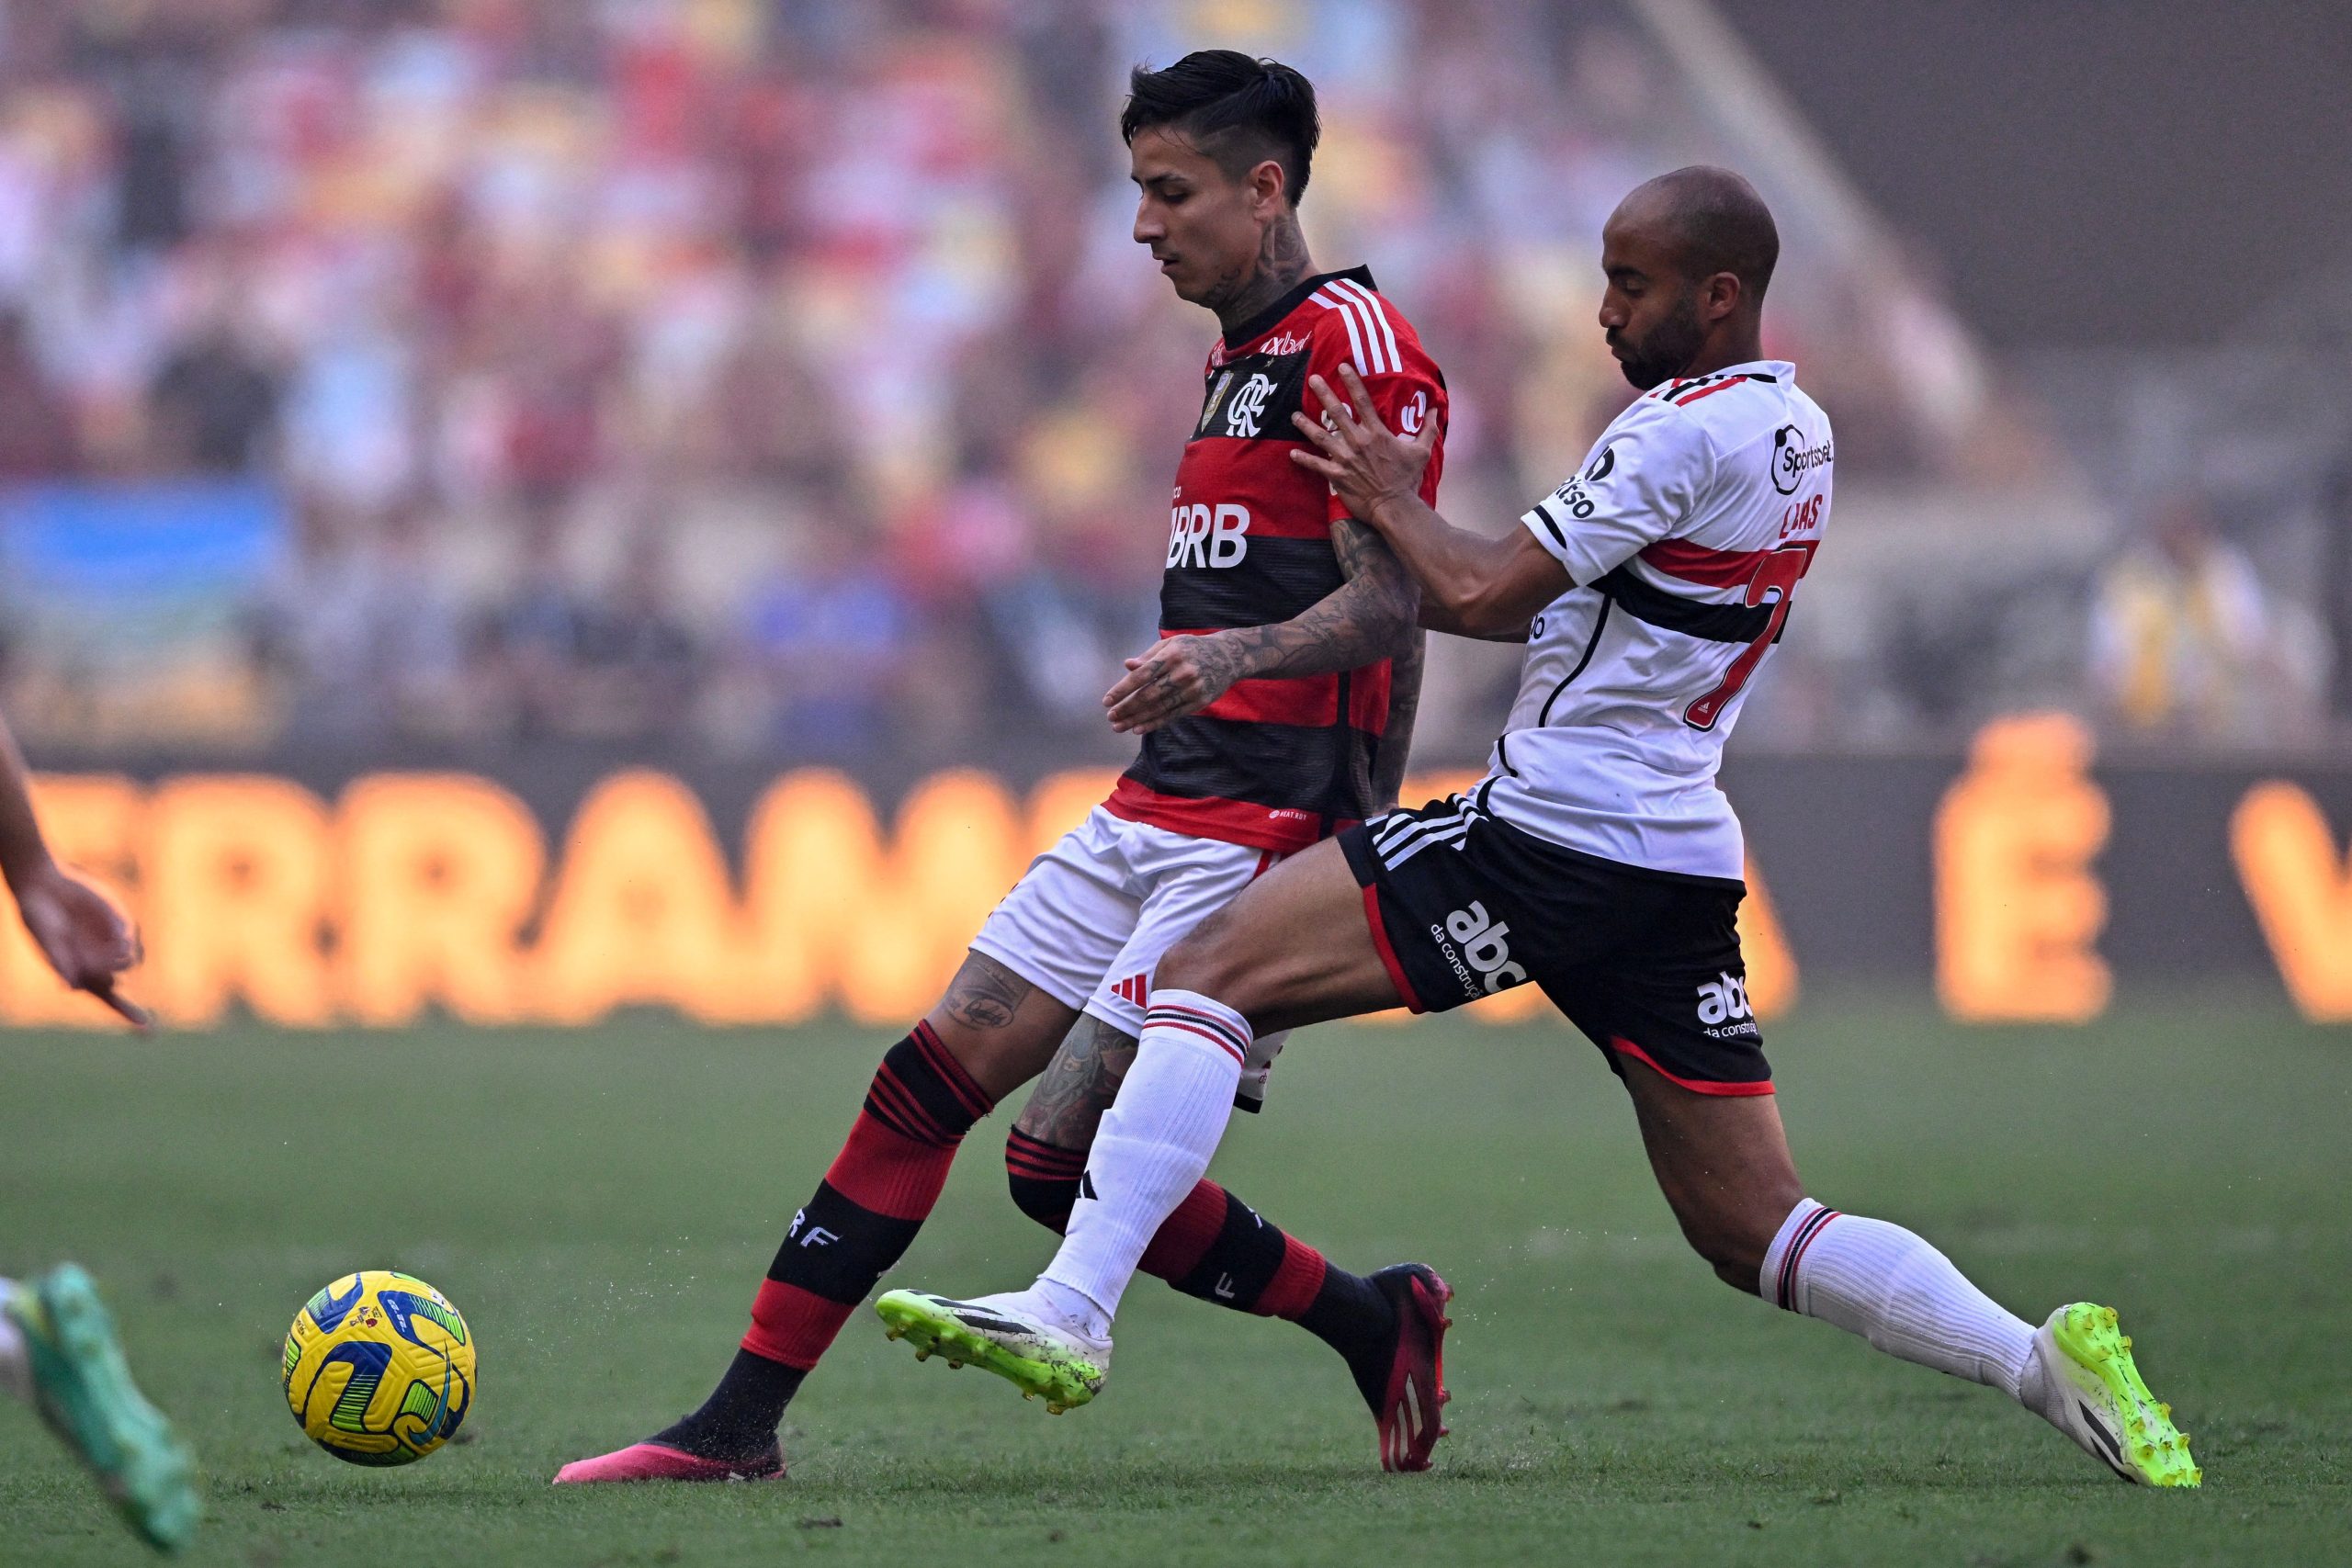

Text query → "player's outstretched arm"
[1291,367,1569,639]
[0,710,149,1027]
[1102,513,1420,735]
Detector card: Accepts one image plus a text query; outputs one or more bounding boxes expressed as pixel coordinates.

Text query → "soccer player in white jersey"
[887,167,2199,1489]
[0,708,200,1551]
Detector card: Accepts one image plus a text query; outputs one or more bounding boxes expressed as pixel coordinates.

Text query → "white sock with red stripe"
[1761,1199,2034,1400]
[1037,991,1248,1334]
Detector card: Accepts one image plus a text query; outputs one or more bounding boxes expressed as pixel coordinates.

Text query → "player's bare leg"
[1616,1060,2199,1486]
[557,953,1078,1483]
[889,841,1455,1470]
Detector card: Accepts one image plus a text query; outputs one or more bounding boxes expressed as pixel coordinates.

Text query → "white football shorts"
[970,806,1294,1109]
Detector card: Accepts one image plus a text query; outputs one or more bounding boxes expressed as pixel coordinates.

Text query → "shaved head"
[1597,166,1778,388]
[1615,165,1780,303]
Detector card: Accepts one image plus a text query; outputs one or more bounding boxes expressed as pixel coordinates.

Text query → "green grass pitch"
[4,996,2348,1566]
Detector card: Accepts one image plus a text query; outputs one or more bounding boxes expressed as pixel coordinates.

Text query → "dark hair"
[1120,51,1319,205]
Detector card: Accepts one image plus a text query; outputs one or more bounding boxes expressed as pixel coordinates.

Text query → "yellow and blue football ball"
[282,1271,475,1466]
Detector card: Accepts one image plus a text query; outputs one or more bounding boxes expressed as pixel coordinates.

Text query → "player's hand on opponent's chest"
[1103,632,1249,735]
[1291,365,1435,525]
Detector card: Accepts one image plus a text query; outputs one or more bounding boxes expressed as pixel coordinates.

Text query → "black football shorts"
[1338,794,1773,1096]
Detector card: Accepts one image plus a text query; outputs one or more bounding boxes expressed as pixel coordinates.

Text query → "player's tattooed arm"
[1372,625,1425,808]
[1013,1015,1138,1149]
[940,952,1036,1031]
[1102,519,1420,734]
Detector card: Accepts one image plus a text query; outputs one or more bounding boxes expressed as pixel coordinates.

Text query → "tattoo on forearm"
[943,953,1034,1031]
[1374,626,1425,804]
[1013,1016,1138,1148]
[1197,519,1419,694]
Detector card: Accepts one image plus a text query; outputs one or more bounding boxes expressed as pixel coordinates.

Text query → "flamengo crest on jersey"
[1480,360,1829,881]
[1108,266,1449,856]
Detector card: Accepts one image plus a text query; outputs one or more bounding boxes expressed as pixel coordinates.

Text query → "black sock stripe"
[910,1021,994,1121]
[879,1035,986,1143]
[1006,1168,1079,1230]
[861,1076,934,1145]
[1005,1128,1087,1176]
[1171,1191,1287,1310]
[765,1180,923,1304]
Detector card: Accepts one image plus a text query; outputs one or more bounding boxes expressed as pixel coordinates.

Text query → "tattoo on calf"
[943,953,1034,1031]
[1014,1016,1139,1148]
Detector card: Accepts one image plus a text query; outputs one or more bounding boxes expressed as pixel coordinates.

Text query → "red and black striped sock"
[655,1023,993,1461]
[1005,1126,1395,1395]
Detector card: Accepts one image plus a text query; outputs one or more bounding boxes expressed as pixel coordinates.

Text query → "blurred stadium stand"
[0,0,2335,764]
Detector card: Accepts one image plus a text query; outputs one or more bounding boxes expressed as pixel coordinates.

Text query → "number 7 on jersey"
[1683,542,1815,731]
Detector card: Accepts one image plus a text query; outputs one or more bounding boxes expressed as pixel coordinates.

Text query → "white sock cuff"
[1141,990,1254,1066]
[1758,1196,1835,1310]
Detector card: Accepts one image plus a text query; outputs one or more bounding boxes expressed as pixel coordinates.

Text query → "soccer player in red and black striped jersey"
[902,168,2196,1491]
[556,51,1453,1484]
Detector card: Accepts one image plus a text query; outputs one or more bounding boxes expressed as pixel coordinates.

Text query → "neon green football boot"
[875,1289,1110,1414]
[6,1265,201,1551]
[2022,1302,2200,1487]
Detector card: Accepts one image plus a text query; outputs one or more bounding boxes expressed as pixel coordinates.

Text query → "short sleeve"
[1311,307,1447,524]
[1520,400,1710,586]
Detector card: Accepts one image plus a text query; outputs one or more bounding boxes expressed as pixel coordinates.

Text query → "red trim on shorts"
[1360,885,1425,1014]
[1607,1036,1774,1097]
[1103,776,1343,855]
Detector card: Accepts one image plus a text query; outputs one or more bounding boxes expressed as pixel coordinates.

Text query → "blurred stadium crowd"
[0,0,2331,760]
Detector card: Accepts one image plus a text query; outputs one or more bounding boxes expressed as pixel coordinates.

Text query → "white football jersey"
[1475,360,1832,879]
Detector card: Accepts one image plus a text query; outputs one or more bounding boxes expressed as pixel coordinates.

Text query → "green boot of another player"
[2022,1302,2200,1487]
[3,1265,201,1552]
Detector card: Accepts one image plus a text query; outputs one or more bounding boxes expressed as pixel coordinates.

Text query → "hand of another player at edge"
[1102,633,1247,735]
[1289,364,1436,525]
[13,862,153,1029]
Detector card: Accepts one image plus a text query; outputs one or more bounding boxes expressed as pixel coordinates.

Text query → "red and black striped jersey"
[1105,266,1448,854]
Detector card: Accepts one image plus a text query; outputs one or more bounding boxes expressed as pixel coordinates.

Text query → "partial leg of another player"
[887,841,1455,1465]
[562,840,1447,1481]
[2,1267,200,1553]
[1612,1060,2200,1487]
[555,951,1073,1483]
[988,1014,1451,1468]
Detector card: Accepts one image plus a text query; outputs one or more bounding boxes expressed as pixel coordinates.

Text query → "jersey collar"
[1222,265,1377,352]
